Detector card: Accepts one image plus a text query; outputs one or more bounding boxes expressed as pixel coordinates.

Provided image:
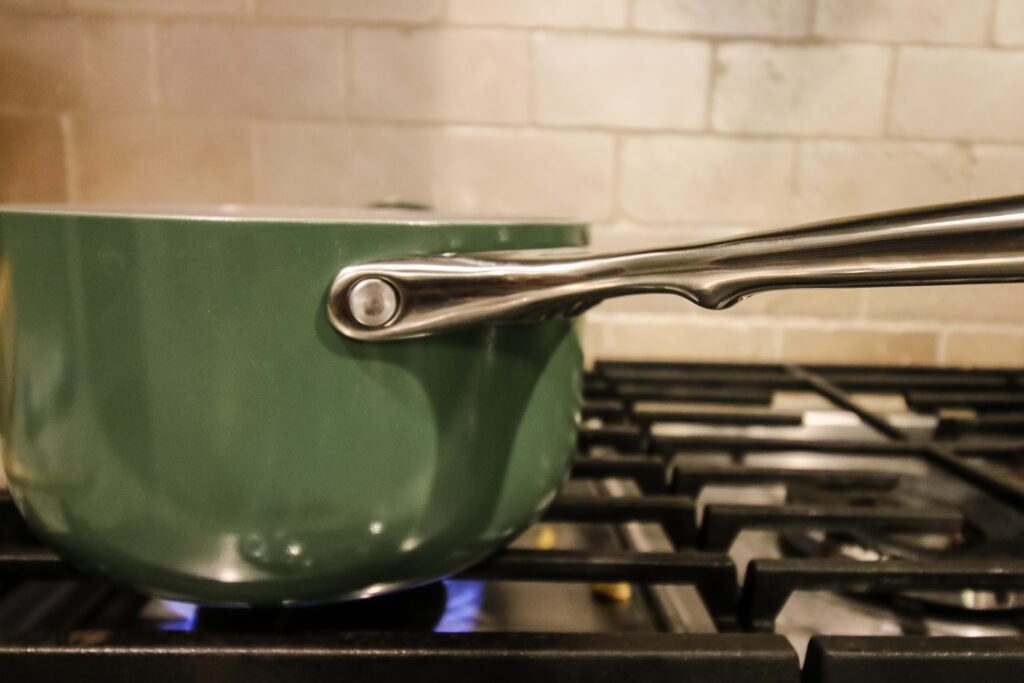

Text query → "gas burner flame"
[435,580,485,633]
[150,580,484,633]
[156,600,199,631]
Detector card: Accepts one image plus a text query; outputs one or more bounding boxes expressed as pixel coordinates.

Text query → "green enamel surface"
[0,210,587,605]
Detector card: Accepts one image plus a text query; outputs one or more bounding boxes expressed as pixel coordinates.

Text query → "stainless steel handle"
[328,195,1024,341]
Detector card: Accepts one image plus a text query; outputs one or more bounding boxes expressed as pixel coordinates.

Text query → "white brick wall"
[533,33,710,129]
[435,127,616,218]
[995,0,1024,46]
[82,20,153,111]
[449,0,627,29]
[970,146,1024,198]
[0,15,84,110]
[2,0,1024,366]
[633,0,812,38]
[68,0,246,16]
[620,135,796,225]
[158,23,345,118]
[350,28,529,124]
[254,0,442,23]
[814,0,991,44]
[712,43,891,137]
[252,122,436,206]
[795,141,974,220]
[891,47,1024,141]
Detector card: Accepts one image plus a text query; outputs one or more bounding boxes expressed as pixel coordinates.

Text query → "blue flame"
[434,580,485,633]
[156,580,484,633]
[158,600,199,631]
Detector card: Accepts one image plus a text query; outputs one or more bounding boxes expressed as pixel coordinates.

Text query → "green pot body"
[0,208,587,605]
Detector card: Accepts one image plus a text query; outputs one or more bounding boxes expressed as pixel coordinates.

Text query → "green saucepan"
[0,206,587,605]
[1,197,1023,605]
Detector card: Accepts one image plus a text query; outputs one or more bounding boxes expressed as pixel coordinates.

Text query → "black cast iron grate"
[2,361,1024,681]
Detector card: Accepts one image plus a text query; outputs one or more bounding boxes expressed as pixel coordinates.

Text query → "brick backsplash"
[254,0,442,23]
[712,42,892,137]
[533,32,710,129]
[620,135,797,225]
[633,0,813,38]
[68,0,247,16]
[813,0,991,44]
[890,47,1024,141]
[435,126,616,217]
[350,28,530,124]
[0,113,67,201]
[995,0,1024,46]
[252,121,436,206]
[1,0,1022,366]
[0,14,84,110]
[71,114,253,202]
[450,0,627,29]
[158,22,345,118]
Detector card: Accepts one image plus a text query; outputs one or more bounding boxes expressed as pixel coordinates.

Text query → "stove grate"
[740,558,1024,632]
[0,632,800,683]
[803,636,1024,683]
[3,361,1024,677]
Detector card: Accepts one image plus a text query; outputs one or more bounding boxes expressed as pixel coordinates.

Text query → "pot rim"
[0,203,585,228]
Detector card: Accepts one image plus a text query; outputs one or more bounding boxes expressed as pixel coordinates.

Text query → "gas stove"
[2,361,1024,681]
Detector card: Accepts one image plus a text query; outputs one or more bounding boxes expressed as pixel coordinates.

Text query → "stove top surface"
[3,361,1024,681]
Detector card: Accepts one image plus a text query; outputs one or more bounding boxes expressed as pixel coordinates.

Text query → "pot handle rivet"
[347,277,399,328]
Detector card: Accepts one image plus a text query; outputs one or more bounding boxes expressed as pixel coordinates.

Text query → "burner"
[779,480,1024,613]
[779,489,978,561]
[191,581,450,632]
